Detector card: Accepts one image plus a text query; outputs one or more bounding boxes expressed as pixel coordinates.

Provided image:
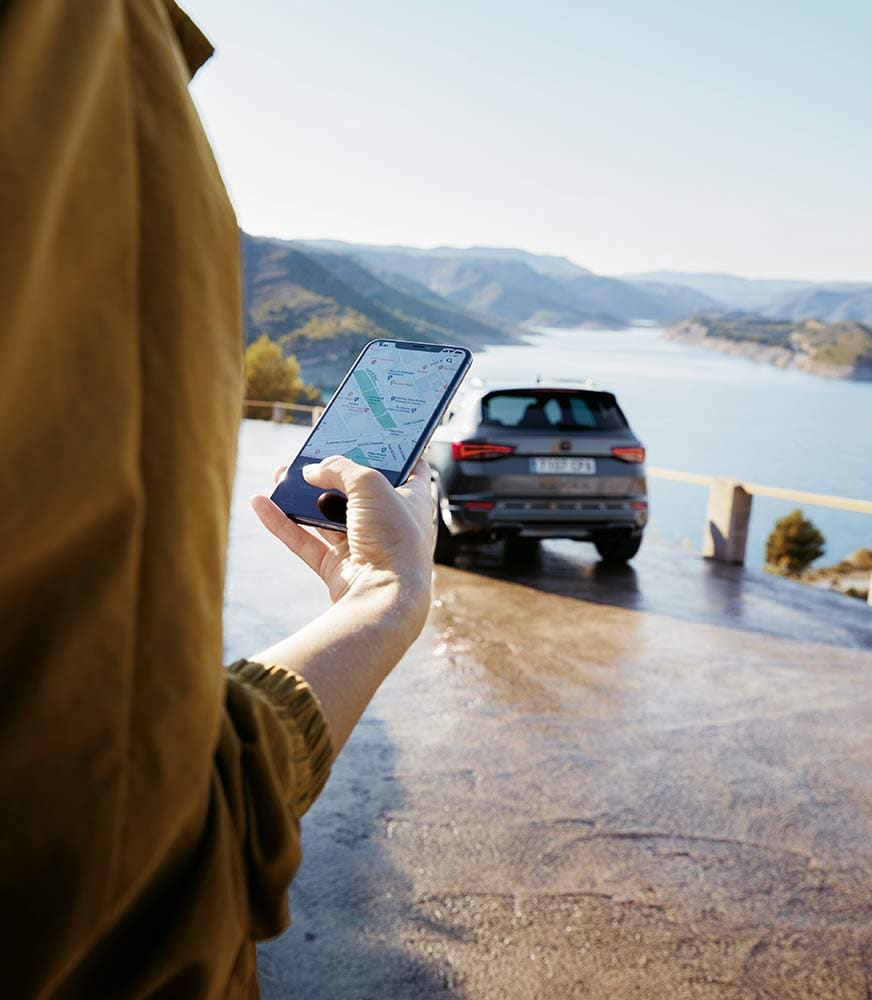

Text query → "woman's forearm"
[252,572,429,759]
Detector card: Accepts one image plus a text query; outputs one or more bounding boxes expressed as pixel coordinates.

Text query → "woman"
[0,1,433,996]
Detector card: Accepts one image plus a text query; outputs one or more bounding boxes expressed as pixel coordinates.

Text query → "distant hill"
[666,313,872,380]
[297,241,714,327]
[560,273,719,323]
[626,279,721,316]
[243,233,872,391]
[300,240,592,282]
[626,271,872,324]
[377,255,619,327]
[761,286,872,325]
[623,272,811,311]
[242,233,514,390]
[299,243,612,326]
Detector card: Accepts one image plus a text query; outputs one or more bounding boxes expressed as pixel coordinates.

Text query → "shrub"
[244,336,320,419]
[765,508,825,576]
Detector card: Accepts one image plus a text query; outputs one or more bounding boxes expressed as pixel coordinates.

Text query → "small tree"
[244,335,320,419]
[765,508,825,575]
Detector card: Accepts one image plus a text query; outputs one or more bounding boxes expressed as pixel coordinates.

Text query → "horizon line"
[243,229,871,287]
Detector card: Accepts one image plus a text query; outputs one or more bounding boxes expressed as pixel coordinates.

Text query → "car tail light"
[462,500,496,511]
[632,501,648,510]
[451,441,515,461]
[611,445,646,463]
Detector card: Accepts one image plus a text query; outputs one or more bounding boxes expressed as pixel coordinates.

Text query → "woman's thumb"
[302,454,393,501]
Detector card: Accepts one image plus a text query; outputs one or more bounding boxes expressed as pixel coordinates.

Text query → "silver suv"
[427,382,648,564]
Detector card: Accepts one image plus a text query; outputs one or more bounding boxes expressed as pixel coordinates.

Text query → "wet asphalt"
[228,422,872,1000]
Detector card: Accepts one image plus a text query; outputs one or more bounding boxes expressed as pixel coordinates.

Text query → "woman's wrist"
[343,564,432,645]
[252,564,431,758]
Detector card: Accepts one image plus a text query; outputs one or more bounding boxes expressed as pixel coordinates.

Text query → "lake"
[472,326,872,570]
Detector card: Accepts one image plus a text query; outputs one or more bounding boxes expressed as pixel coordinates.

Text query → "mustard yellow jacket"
[0,2,330,996]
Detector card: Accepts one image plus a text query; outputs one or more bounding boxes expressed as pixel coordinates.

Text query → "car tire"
[433,508,458,565]
[593,530,643,564]
[504,536,541,563]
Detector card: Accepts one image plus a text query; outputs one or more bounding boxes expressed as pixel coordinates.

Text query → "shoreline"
[665,327,872,382]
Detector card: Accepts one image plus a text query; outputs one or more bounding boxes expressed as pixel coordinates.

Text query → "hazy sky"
[184,0,871,281]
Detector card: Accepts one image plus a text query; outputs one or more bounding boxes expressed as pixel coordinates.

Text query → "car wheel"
[504,536,541,563]
[593,530,643,564]
[433,507,458,565]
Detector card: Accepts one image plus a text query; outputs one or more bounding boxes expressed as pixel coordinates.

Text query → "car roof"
[457,377,617,400]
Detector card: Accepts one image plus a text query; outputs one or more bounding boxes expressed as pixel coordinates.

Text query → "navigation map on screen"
[301,341,464,473]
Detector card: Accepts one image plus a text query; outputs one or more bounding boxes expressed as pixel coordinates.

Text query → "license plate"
[531,457,596,475]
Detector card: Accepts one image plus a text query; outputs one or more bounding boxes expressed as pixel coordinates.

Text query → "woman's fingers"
[303,455,393,502]
[403,456,430,485]
[314,525,345,544]
[398,457,433,499]
[303,455,435,539]
[250,494,329,576]
[303,455,432,501]
[273,464,289,485]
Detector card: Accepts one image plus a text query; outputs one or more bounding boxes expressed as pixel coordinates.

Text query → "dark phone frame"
[270,339,473,532]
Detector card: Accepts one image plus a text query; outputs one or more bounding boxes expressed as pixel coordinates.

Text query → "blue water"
[473,327,872,569]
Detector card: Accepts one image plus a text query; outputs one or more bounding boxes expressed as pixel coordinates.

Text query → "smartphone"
[270,339,473,530]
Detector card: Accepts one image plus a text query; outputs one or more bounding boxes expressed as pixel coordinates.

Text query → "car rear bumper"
[443,495,648,538]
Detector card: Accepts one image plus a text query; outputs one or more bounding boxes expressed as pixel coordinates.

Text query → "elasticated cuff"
[227,660,333,815]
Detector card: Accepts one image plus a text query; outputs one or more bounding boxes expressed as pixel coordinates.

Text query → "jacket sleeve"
[0,0,330,992]
[220,662,333,939]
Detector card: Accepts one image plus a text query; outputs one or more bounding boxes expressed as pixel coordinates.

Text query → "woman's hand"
[250,456,435,617]
[250,457,436,757]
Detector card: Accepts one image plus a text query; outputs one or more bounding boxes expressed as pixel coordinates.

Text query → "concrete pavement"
[228,422,872,1000]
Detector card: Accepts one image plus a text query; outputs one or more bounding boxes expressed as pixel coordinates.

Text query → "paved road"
[227,421,872,1000]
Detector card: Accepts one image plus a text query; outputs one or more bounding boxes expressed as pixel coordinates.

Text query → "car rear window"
[481,390,627,431]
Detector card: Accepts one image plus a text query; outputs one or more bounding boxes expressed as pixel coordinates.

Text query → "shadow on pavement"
[257,714,469,1000]
[451,537,872,652]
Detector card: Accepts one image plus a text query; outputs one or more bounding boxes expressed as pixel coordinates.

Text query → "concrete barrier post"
[867,571,872,606]
[271,403,284,423]
[703,478,752,565]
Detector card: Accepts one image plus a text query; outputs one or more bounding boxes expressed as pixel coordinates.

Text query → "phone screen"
[270,339,472,529]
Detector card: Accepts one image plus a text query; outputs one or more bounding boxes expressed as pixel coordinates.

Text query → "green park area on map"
[353,370,397,429]
[343,445,372,467]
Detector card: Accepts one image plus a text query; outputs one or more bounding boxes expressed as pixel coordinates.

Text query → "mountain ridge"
[624,271,872,322]
[241,233,516,389]
[242,232,872,392]
[297,239,592,281]
[292,240,717,328]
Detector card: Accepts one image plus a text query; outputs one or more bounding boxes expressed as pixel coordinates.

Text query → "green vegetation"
[685,315,795,344]
[243,336,320,420]
[796,320,872,367]
[804,548,872,601]
[241,234,517,390]
[669,314,872,377]
[765,509,825,576]
[281,311,379,342]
